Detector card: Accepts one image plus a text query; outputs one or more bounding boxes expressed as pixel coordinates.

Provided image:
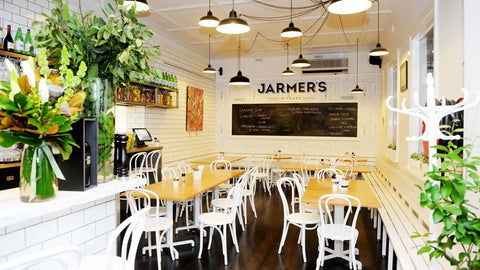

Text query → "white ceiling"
[89,0,398,59]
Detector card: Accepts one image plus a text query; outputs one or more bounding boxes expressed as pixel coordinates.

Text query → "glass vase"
[86,78,115,183]
[20,144,58,202]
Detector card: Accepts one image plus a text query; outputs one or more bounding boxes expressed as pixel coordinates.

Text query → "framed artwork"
[186,86,204,131]
[400,60,408,92]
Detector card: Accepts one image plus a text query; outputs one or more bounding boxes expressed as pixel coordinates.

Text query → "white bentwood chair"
[126,189,175,269]
[197,174,247,265]
[144,150,162,183]
[255,155,274,196]
[79,207,150,270]
[0,246,82,270]
[277,177,322,262]
[316,194,361,270]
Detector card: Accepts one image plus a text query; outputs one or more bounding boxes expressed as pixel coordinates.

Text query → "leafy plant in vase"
[0,47,86,202]
[34,0,161,180]
[413,142,480,269]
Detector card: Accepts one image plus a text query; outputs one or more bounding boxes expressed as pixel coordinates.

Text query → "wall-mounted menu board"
[232,103,357,137]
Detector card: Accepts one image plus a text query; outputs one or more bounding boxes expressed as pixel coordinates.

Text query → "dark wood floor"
[128,186,388,270]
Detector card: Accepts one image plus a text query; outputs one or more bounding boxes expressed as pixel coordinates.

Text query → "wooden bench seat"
[364,157,451,270]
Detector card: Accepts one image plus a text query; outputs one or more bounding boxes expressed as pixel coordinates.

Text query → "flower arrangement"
[0,46,86,202]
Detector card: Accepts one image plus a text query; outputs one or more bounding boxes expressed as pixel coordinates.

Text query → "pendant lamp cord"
[290,0,293,22]
[356,38,359,85]
[208,0,211,11]
[286,43,289,66]
[238,35,241,71]
[300,37,303,54]
[208,35,211,62]
[377,0,380,42]
[232,0,235,10]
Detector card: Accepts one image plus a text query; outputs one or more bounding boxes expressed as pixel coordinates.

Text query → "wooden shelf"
[0,162,21,169]
[0,49,37,61]
[130,81,178,92]
[115,100,178,109]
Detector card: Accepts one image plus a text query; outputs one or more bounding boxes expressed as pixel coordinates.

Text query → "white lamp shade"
[216,10,250,34]
[328,0,372,15]
[123,0,149,13]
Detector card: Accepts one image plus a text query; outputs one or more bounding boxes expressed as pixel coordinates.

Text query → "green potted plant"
[413,141,480,269]
[34,0,161,180]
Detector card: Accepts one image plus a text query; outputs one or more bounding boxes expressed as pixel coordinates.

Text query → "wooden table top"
[127,145,163,154]
[142,168,245,201]
[281,163,372,173]
[301,179,381,209]
[272,156,292,160]
[190,156,246,164]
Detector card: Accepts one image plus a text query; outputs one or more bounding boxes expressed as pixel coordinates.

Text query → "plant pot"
[20,144,58,202]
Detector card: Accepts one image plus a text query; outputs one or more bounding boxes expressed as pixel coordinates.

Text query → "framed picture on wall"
[400,60,408,91]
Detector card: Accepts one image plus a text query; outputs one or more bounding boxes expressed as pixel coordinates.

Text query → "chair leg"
[350,240,357,270]
[185,204,190,231]
[237,206,245,231]
[230,222,240,253]
[301,225,307,262]
[316,236,325,270]
[147,232,153,257]
[277,221,290,254]
[198,224,204,259]
[155,229,162,270]
[207,227,214,250]
[222,225,228,265]
[249,195,257,218]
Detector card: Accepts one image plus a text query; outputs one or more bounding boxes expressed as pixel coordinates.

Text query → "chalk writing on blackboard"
[232,103,357,137]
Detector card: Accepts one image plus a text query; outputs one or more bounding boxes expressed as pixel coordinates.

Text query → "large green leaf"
[0,96,19,112]
[0,131,42,147]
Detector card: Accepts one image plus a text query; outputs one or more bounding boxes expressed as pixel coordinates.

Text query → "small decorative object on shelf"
[0,47,86,202]
[115,81,178,108]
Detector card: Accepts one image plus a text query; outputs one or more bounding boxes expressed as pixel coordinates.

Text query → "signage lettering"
[258,81,327,94]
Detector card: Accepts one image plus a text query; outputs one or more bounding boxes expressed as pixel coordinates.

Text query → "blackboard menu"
[232,103,357,137]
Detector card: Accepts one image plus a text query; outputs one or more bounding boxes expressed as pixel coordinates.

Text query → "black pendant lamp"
[351,39,365,94]
[328,0,372,15]
[281,0,302,38]
[369,0,389,56]
[217,0,250,34]
[203,35,216,74]
[122,0,149,14]
[198,0,219,27]
[282,43,294,76]
[229,36,250,85]
[291,38,311,68]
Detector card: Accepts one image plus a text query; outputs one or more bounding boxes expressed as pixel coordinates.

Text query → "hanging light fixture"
[328,0,372,15]
[122,0,149,14]
[229,36,250,85]
[198,0,219,27]
[203,35,216,74]
[281,0,302,38]
[217,0,250,34]
[351,38,365,94]
[291,37,311,68]
[369,0,389,56]
[282,43,294,76]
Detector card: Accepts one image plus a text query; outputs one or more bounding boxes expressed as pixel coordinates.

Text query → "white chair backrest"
[245,166,259,192]
[210,159,232,170]
[277,177,303,218]
[161,167,178,180]
[177,162,192,174]
[333,162,353,178]
[146,150,161,169]
[0,246,82,270]
[258,155,273,174]
[301,161,322,184]
[105,207,149,270]
[220,174,247,222]
[316,168,344,182]
[318,194,361,229]
[129,152,147,177]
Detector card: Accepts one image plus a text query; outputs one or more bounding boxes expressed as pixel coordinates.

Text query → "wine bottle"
[3,25,14,52]
[33,34,40,56]
[173,75,178,89]
[24,29,32,56]
[14,27,23,53]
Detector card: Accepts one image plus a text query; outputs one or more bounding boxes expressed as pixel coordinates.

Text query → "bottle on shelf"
[3,25,14,52]
[0,22,3,45]
[14,27,24,54]
[33,34,40,56]
[24,29,32,56]
[173,75,178,89]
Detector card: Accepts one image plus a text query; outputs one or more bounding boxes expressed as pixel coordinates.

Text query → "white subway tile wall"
[0,198,116,261]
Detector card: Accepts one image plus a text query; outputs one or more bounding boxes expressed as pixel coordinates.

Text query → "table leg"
[163,200,194,256]
[175,195,202,233]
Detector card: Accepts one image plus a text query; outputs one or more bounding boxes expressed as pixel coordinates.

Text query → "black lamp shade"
[199,11,220,27]
[291,54,311,68]
[282,67,294,76]
[281,22,302,38]
[217,10,250,34]
[229,71,250,85]
[351,85,365,94]
[369,43,389,56]
[203,64,216,74]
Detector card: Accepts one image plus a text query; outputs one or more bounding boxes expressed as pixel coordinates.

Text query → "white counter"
[0,178,145,262]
